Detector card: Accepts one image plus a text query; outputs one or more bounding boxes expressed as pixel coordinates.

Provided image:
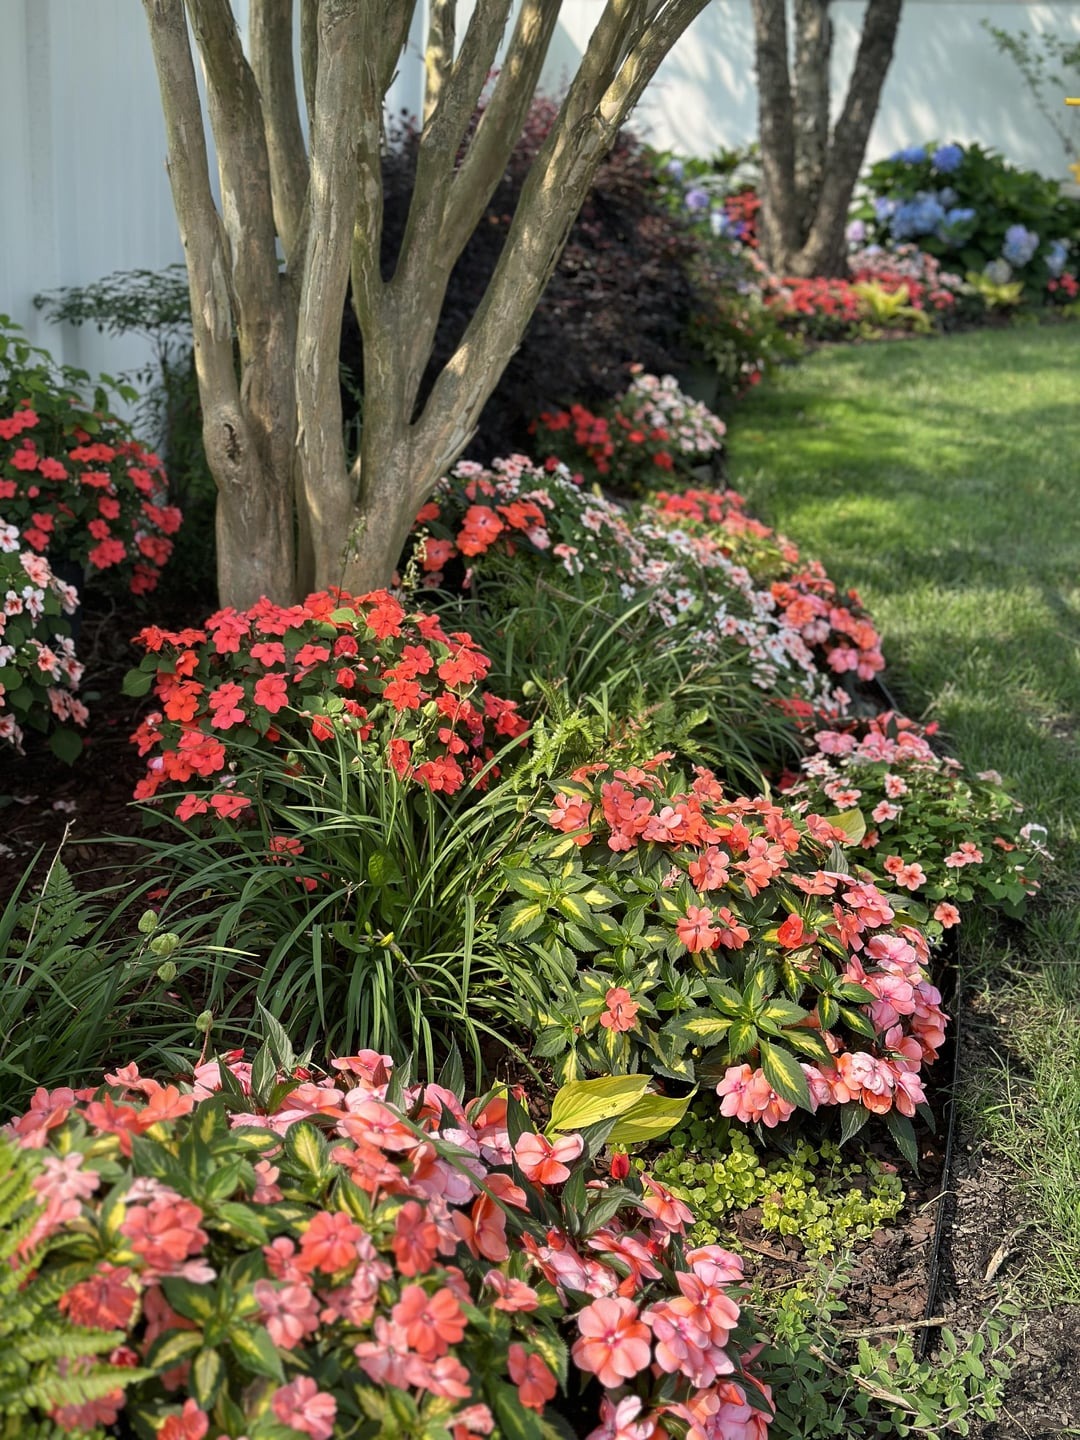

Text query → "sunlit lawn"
[725,322,1080,1296]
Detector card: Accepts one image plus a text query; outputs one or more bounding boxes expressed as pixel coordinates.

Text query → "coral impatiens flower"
[572,1296,653,1388]
[599,987,640,1032]
[513,1131,585,1186]
[508,1343,558,1411]
[271,1377,337,1440]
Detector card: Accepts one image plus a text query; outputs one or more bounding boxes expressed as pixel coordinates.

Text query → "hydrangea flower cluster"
[782,711,1047,933]
[1001,223,1039,268]
[4,1047,772,1440]
[500,754,947,1148]
[531,370,726,494]
[0,525,85,752]
[127,589,529,818]
[0,402,181,597]
[412,462,870,711]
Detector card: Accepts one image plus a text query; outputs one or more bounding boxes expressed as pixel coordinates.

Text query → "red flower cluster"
[1047,271,1079,303]
[765,276,862,336]
[722,188,760,248]
[127,589,529,819]
[848,266,956,314]
[0,405,181,595]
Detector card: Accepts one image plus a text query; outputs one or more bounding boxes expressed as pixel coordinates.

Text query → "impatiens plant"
[530,371,727,495]
[649,489,885,699]
[495,755,947,1164]
[783,711,1048,935]
[2,1033,773,1440]
[126,588,530,821]
[0,319,182,597]
[0,525,85,758]
[412,465,866,714]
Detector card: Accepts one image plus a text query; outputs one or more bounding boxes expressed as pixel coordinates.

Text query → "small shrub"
[856,142,1080,296]
[0,318,182,598]
[126,588,529,819]
[1,1042,774,1439]
[531,370,727,495]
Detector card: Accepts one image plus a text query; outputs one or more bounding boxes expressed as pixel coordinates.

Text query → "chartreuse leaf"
[147,1329,203,1372]
[548,1075,649,1133]
[824,808,867,843]
[161,1278,215,1325]
[759,1040,812,1111]
[503,868,550,901]
[726,1019,758,1060]
[607,1090,694,1145]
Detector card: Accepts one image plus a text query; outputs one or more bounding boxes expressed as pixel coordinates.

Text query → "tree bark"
[754,0,903,277]
[143,0,713,604]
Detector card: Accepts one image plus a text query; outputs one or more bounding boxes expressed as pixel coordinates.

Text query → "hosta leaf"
[608,1091,694,1145]
[824,808,867,844]
[549,1075,649,1133]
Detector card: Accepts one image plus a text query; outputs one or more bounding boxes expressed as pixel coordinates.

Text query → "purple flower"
[846,219,867,245]
[685,187,710,212]
[1002,224,1039,268]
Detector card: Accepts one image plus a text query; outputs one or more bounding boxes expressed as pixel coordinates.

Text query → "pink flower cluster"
[540,755,948,1123]
[5,1049,773,1440]
[0,525,85,751]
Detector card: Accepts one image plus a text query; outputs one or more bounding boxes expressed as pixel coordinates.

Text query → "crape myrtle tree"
[141,0,711,608]
[751,0,904,276]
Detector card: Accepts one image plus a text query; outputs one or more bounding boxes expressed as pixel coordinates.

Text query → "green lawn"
[725,323,1080,1297]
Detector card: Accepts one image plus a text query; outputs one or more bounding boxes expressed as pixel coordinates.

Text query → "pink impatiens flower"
[599,987,640,1032]
[934,902,961,928]
[513,1131,584,1186]
[271,1377,337,1440]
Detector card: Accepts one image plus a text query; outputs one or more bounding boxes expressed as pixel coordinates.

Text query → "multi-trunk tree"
[751,0,904,276]
[141,0,711,608]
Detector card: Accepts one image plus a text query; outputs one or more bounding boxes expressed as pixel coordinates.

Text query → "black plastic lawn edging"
[866,669,964,1361]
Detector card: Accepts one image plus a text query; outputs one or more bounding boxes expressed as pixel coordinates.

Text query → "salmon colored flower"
[58,1263,139,1329]
[120,1192,208,1273]
[571,1296,652,1388]
[600,987,639,1032]
[513,1131,584,1185]
[159,1400,210,1440]
[271,1377,337,1440]
[934,902,961,928]
[296,1209,364,1274]
[676,904,719,953]
[508,1344,558,1411]
[391,1284,467,1358]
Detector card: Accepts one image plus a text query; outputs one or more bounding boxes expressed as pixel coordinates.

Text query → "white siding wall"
[2,0,1079,389]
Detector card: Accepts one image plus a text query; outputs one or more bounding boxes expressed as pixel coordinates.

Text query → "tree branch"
[792,0,832,228]
[300,0,318,136]
[441,0,562,261]
[185,0,282,319]
[250,0,310,262]
[140,0,240,429]
[424,0,456,125]
[296,0,369,580]
[412,0,709,497]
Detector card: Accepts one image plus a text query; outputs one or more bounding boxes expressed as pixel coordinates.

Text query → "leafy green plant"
[982,24,1080,167]
[757,1262,1016,1437]
[0,849,200,1113]
[0,1133,150,1436]
[649,1114,904,1257]
[965,270,1025,310]
[494,755,947,1163]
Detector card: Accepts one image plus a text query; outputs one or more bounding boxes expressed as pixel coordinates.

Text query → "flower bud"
[137,909,159,935]
[155,960,178,983]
